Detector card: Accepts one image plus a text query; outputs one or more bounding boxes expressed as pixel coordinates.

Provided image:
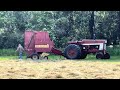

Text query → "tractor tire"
[31,53,39,60]
[64,44,81,59]
[80,52,87,59]
[104,53,110,59]
[96,52,104,59]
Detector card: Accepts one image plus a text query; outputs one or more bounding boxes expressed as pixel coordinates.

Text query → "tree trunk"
[89,11,94,39]
[118,11,120,42]
[68,11,74,40]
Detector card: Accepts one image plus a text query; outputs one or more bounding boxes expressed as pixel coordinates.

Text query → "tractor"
[63,39,110,59]
[24,30,110,60]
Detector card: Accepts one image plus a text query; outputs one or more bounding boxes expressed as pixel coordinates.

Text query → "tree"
[0,11,120,49]
[89,11,95,39]
[117,11,120,42]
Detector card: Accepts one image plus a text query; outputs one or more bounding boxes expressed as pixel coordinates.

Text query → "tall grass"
[0,49,25,56]
[107,46,120,56]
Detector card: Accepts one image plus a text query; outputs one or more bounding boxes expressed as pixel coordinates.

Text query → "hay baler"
[24,30,63,60]
[24,30,110,60]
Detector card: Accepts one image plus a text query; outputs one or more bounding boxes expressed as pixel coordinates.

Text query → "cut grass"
[1,59,120,79]
[0,55,120,79]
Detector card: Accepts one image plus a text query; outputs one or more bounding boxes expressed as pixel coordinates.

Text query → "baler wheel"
[31,54,39,60]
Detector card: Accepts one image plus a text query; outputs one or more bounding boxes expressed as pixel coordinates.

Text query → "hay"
[0,60,120,79]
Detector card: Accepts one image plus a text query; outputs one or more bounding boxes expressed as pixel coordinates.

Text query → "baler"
[24,30,63,60]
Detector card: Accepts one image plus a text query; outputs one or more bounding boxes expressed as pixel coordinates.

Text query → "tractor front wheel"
[96,52,104,59]
[104,53,110,59]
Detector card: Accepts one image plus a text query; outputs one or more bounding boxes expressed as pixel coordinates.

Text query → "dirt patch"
[0,60,120,79]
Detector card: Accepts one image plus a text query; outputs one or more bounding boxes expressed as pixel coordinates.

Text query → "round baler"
[24,30,54,60]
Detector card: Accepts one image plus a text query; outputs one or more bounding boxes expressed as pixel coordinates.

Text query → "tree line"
[0,11,120,49]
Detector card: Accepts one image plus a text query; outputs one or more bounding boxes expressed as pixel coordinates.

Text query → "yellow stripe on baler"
[35,44,49,48]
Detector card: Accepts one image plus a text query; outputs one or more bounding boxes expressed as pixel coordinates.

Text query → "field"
[0,55,120,79]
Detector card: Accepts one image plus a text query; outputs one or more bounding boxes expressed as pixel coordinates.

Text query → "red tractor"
[24,30,110,60]
[62,39,110,59]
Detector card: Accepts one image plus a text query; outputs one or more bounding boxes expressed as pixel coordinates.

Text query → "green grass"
[0,56,26,60]
[85,55,120,62]
[0,49,26,56]
[0,49,16,56]
[0,55,120,62]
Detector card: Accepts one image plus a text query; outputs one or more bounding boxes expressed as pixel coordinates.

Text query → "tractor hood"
[68,39,107,44]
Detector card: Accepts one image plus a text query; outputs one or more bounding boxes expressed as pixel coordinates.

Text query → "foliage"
[0,11,120,49]
[107,46,120,56]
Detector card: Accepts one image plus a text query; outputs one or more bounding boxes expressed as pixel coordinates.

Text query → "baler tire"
[31,54,39,60]
[64,44,81,59]
[104,53,110,59]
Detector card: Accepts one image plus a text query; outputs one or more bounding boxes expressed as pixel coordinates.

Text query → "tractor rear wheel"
[64,44,81,59]
[31,53,39,60]
[80,52,87,59]
[104,53,110,59]
[96,52,104,59]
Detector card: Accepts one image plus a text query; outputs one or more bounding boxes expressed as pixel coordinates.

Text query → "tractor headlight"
[105,40,107,43]
[83,47,85,49]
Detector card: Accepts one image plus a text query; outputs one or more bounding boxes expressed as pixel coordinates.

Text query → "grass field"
[0,55,120,79]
